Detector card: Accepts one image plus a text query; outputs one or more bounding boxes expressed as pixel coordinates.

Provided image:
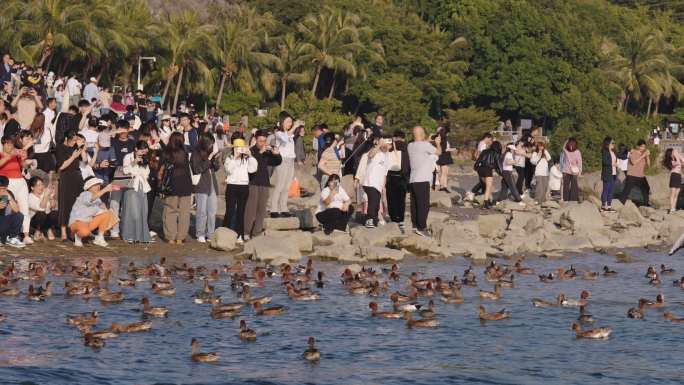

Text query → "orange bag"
[288,178,301,198]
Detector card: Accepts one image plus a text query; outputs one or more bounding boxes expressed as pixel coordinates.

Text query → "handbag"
[159,161,175,196]
[189,153,201,185]
[388,147,402,172]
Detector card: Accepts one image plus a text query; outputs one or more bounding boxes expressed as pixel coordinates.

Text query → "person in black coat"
[386,129,411,230]
[243,129,282,239]
[600,136,617,211]
[474,141,502,209]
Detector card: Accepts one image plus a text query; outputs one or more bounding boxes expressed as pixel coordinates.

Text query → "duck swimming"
[571,322,612,339]
[303,337,320,362]
[111,321,152,333]
[191,338,218,362]
[478,306,510,321]
[663,312,684,323]
[286,284,320,301]
[140,297,168,317]
[514,260,535,275]
[99,288,124,303]
[627,299,647,319]
[404,311,438,328]
[253,302,286,316]
[239,320,257,340]
[577,306,595,324]
[368,302,402,319]
[66,311,98,327]
[84,334,105,349]
[643,294,665,308]
[152,283,176,296]
[661,264,675,275]
[440,285,463,304]
[532,294,563,308]
[561,290,590,307]
[479,284,503,300]
[602,266,617,277]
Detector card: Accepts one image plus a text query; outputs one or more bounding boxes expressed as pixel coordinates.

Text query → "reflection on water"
[1,251,684,384]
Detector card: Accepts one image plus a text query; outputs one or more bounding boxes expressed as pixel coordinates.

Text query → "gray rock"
[209,227,238,251]
[312,230,352,246]
[294,165,320,193]
[508,212,543,234]
[361,246,407,262]
[244,236,301,263]
[263,216,301,231]
[618,200,645,226]
[292,208,318,229]
[262,230,313,252]
[309,245,363,263]
[427,211,450,232]
[559,201,604,232]
[478,214,509,239]
[430,191,453,209]
[395,233,450,258]
[351,222,403,247]
[541,200,560,209]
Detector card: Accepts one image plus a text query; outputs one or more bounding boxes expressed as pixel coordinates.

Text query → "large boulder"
[209,227,238,251]
[657,212,684,244]
[292,208,318,229]
[618,200,645,226]
[427,211,450,233]
[262,230,313,252]
[312,230,352,246]
[578,171,602,199]
[436,221,480,246]
[508,211,543,234]
[294,165,320,193]
[430,191,452,209]
[351,222,403,247]
[646,172,670,209]
[244,236,301,263]
[478,214,509,239]
[263,216,300,231]
[341,175,356,203]
[361,246,407,262]
[559,201,604,232]
[394,233,450,258]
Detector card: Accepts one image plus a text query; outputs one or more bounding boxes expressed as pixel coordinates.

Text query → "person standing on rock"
[620,139,650,206]
[244,130,282,240]
[270,111,296,218]
[386,129,410,231]
[223,139,257,244]
[408,126,441,237]
[316,174,353,234]
[474,141,502,209]
[362,135,391,228]
[663,148,682,214]
[530,141,551,203]
[600,136,617,212]
[498,144,523,204]
[467,133,493,201]
[561,138,582,202]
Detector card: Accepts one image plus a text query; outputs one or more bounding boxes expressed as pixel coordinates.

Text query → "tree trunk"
[311,64,322,97]
[617,90,626,111]
[646,97,652,117]
[328,70,337,100]
[58,59,68,77]
[161,74,173,107]
[172,65,185,114]
[280,77,287,110]
[216,72,227,110]
[653,98,660,118]
[45,53,54,72]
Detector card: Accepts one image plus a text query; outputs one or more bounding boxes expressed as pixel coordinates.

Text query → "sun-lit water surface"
[1,250,683,385]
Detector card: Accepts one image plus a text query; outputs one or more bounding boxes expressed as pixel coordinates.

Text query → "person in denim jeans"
[190,133,220,243]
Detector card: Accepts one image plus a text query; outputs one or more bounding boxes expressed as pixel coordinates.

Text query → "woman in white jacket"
[120,140,151,243]
[223,139,257,243]
[530,142,552,203]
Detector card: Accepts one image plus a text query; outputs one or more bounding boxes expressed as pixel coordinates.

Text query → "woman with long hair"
[28,176,58,241]
[121,140,152,243]
[663,147,682,213]
[435,126,454,193]
[530,141,551,203]
[498,143,523,204]
[269,111,296,217]
[474,140,502,209]
[600,136,617,211]
[316,173,353,234]
[160,132,192,244]
[0,133,34,245]
[56,129,85,241]
[561,137,582,202]
[191,133,220,243]
[223,138,257,243]
[30,113,56,175]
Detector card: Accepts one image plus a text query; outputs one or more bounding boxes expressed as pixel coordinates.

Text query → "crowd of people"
[0,52,670,249]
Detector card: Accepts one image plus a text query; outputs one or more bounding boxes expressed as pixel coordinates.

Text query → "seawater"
[0,250,683,385]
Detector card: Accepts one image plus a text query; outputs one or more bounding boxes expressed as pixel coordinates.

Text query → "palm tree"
[160,10,215,113]
[271,33,310,110]
[297,9,364,98]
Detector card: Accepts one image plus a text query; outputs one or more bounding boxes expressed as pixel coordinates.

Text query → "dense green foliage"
[2,0,684,169]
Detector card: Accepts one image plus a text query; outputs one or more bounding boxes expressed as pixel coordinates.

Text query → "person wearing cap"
[269,111,297,218]
[83,77,99,106]
[0,175,26,248]
[223,138,257,243]
[0,133,33,245]
[498,143,523,203]
[69,176,119,247]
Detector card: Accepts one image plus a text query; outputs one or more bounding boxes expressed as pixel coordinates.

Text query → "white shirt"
[28,192,53,218]
[362,151,389,192]
[224,155,258,185]
[514,151,526,168]
[503,152,514,172]
[66,77,81,96]
[83,83,98,102]
[407,141,438,184]
[317,186,350,213]
[123,153,151,193]
[275,131,295,159]
[549,165,562,191]
[80,128,99,150]
[530,150,551,177]
[34,108,56,154]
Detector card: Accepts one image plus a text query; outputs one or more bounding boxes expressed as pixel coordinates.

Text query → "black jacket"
[249,145,282,186]
[601,149,614,182]
[476,148,502,176]
[190,150,221,194]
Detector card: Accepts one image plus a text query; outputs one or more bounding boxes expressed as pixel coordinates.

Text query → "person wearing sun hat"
[223,138,257,243]
[68,176,120,247]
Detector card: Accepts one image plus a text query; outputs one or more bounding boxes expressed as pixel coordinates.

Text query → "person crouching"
[68,177,120,247]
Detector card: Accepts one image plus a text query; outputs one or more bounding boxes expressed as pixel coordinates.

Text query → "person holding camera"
[269,111,297,218]
[0,132,33,245]
[120,140,152,243]
[620,139,651,206]
[362,135,392,228]
[386,130,410,228]
[0,175,25,248]
[56,129,85,241]
[28,176,57,241]
[318,132,342,189]
[191,133,220,243]
[244,130,282,239]
[69,177,119,247]
[316,174,352,234]
[11,86,43,130]
[223,138,257,243]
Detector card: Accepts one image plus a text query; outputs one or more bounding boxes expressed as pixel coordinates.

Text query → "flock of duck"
[1,256,684,363]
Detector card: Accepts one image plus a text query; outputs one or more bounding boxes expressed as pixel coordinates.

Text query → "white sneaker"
[378,218,386,226]
[74,235,83,247]
[149,231,157,238]
[23,236,34,245]
[465,191,475,201]
[413,228,429,237]
[7,237,25,248]
[109,231,120,239]
[236,236,244,245]
[93,235,108,247]
[197,236,206,243]
[365,219,376,228]
[244,234,251,241]
[518,201,526,207]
